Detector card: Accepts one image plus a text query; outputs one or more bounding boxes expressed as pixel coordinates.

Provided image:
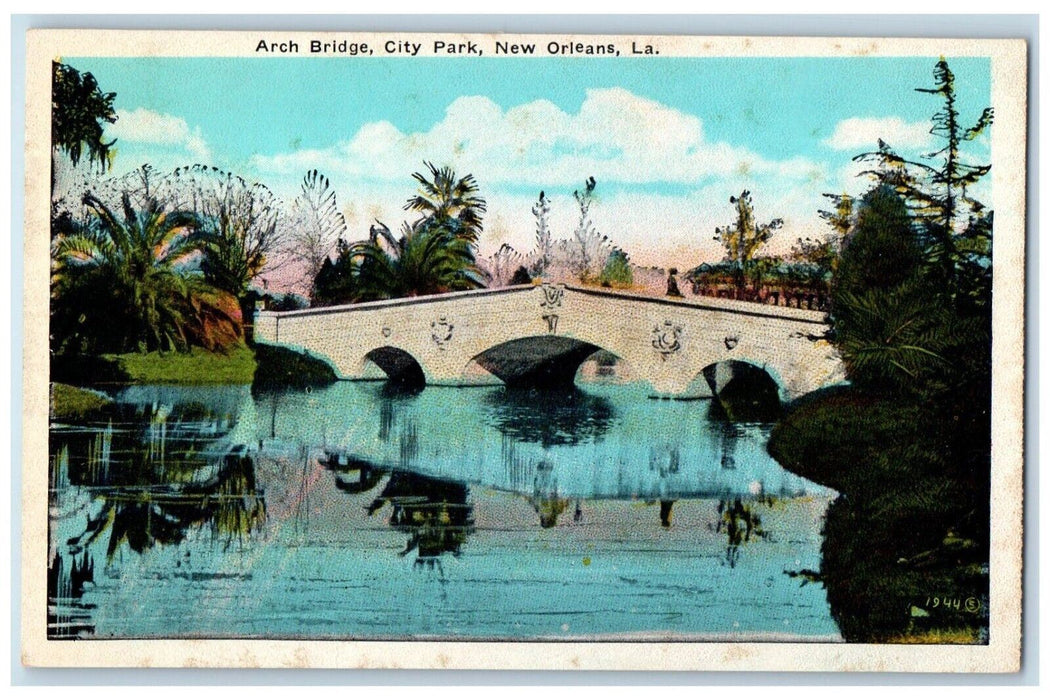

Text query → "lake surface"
[47,380,841,641]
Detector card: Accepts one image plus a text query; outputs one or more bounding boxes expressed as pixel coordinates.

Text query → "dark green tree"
[51,61,118,171]
[509,265,533,286]
[311,238,359,307]
[833,186,923,304]
[830,185,970,396]
[599,248,633,288]
[855,59,993,291]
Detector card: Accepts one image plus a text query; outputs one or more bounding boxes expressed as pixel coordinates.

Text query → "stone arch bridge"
[253,284,845,400]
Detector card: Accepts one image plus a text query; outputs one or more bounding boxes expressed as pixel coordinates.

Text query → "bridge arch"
[467,335,597,388]
[360,346,427,390]
[691,359,783,421]
[461,336,649,390]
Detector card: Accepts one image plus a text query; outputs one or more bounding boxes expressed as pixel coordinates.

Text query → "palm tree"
[832,282,952,395]
[350,220,484,301]
[51,191,241,354]
[404,162,487,246]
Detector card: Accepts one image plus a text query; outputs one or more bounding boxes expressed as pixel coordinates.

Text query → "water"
[47,380,841,641]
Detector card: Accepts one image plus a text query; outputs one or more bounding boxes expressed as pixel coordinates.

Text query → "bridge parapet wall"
[254,284,844,399]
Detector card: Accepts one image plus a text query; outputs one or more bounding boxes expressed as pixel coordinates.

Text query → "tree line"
[312,172,639,307]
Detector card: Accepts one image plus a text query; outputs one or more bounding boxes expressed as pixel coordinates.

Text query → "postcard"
[21,30,1026,671]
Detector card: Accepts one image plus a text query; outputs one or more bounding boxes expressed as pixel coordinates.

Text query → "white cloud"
[824,116,932,151]
[250,88,823,189]
[108,108,211,162]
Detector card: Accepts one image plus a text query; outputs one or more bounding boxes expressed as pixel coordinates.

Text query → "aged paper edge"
[20,30,1027,672]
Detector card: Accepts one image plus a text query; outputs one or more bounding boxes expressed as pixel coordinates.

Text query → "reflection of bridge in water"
[258,382,829,504]
[255,284,844,400]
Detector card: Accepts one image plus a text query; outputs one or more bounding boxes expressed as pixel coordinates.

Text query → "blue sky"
[61,55,992,268]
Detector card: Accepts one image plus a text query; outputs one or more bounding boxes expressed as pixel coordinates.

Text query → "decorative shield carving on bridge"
[724,334,739,350]
[430,317,454,348]
[651,320,683,357]
[538,283,565,309]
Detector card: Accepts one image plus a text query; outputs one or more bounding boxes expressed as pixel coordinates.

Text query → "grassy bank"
[52,342,343,391]
[53,344,257,386]
[109,344,258,384]
[50,382,113,421]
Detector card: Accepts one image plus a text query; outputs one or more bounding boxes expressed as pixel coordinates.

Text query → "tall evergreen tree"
[833,186,923,304]
[830,186,947,394]
[311,238,359,307]
[855,59,993,291]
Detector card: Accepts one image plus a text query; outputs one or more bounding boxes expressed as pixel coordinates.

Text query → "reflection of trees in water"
[65,452,266,559]
[363,381,423,442]
[52,399,241,488]
[715,498,771,568]
[649,443,681,478]
[47,550,96,639]
[48,393,260,639]
[484,386,615,447]
[714,420,747,471]
[366,471,474,565]
[659,500,675,528]
[49,449,265,639]
[529,461,569,529]
[320,451,385,495]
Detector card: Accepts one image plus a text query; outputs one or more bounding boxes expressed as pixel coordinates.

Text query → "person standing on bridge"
[666,268,684,298]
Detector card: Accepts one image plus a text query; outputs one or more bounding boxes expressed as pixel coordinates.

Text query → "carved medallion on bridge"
[724,334,739,350]
[651,320,683,357]
[430,317,454,348]
[539,283,565,309]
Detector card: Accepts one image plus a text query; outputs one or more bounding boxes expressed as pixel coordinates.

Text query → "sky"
[62,55,993,273]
